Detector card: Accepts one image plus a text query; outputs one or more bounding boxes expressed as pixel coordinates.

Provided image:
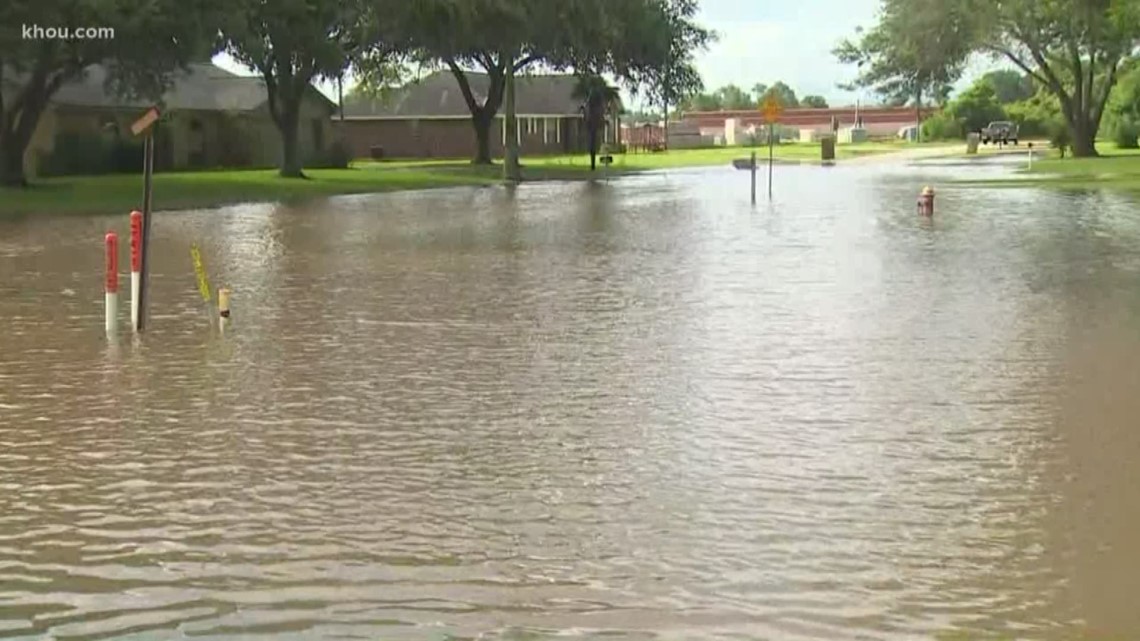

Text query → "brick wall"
[336,116,587,160]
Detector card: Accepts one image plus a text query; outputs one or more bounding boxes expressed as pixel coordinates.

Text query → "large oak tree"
[223,0,380,177]
[976,0,1140,156]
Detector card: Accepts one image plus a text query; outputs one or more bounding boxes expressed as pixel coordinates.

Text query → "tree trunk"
[277,102,305,178]
[1070,126,1097,157]
[1068,114,1098,158]
[0,135,28,187]
[471,113,493,165]
[503,58,521,183]
[1,75,56,187]
[588,123,597,171]
[914,88,922,143]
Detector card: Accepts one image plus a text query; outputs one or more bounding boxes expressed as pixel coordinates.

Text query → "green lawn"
[960,142,1140,191]
[0,164,550,217]
[524,140,925,169]
[0,140,913,217]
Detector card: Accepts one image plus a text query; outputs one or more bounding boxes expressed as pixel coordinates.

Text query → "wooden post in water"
[768,123,774,200]
[750,151,756,204]
[129,107,159,332]
[138,132,154,331]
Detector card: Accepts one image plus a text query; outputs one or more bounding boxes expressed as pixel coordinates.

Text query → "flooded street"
[2,158,1140,640]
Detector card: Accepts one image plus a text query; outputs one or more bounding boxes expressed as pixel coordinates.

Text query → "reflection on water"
[1,161,1139,640]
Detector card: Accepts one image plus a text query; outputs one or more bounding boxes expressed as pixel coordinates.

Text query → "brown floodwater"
[1,158,1139,640]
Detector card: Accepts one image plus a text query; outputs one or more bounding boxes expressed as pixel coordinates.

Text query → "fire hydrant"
[917,185,935,216]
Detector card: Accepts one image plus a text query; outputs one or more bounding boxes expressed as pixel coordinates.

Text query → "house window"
[99,115,120,138]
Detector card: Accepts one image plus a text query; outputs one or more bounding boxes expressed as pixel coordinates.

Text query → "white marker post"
[218,287,231,334]
[129,210,142,331]
[105,232,119,336]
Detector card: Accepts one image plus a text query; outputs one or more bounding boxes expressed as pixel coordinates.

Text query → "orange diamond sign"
[761,95,783,124]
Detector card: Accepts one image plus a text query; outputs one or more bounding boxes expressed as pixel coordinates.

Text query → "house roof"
[342,70,583,119]
[43,63,335,113]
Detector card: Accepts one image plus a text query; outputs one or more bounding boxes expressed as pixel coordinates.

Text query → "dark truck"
[980,120,1019,145]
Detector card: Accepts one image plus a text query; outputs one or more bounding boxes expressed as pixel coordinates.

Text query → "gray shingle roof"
[42,63,334,113]
[343,70,583,119]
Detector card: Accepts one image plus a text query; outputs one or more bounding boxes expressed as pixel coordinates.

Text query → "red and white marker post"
[130,210,142,331]
[105,232,119,336]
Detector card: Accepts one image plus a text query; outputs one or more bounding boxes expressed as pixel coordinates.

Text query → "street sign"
[761,95,783,124]
[130,106,160,136]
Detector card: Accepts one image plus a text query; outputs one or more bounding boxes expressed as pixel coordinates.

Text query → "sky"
[213,0,1007,109]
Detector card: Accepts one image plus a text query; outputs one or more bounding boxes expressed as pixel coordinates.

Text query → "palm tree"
[573,74,622,171]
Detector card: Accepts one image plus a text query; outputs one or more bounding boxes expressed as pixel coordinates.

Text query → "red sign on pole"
[130,107,160,136]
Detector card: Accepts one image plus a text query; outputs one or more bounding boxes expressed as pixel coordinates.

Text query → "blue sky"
[213,0,1005,108]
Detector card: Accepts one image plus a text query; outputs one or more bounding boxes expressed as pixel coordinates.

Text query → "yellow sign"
[761,95,783,124]
[190,244,212,302]
[130,106,160,135]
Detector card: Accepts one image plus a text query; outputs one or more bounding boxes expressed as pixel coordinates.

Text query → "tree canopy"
[980,69,1035,104]
[833,0,975,131]
[716,84,753,109]
[759,81,800,108]
[679,80,822,112]
[372,0,712,165]
[801,95,830,108]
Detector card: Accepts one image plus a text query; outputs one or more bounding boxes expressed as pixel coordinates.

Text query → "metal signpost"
[761,95,783,200]
[130,107,159,332]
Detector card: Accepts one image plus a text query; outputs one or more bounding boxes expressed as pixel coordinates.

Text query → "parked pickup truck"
[980,121,1019,145]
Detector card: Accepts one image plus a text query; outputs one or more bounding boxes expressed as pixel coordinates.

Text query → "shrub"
[1112,119,1139,149]
[308,140,351,169]
[1004,101,1051,138]
[922,112,964,140]
[1048,120,1071,158]
[40,132,140,177]
[946,82,1006,133]
[108,139,145,173]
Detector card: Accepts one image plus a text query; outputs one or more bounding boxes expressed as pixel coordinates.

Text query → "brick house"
[19,62,335,178]
[337,71,618,159]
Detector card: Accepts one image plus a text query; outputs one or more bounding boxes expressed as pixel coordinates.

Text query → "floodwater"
[2,156,1139,640]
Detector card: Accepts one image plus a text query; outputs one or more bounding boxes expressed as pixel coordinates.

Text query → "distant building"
[337,71,618,160]
[679,106,937,140]
[18,63,335,177]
